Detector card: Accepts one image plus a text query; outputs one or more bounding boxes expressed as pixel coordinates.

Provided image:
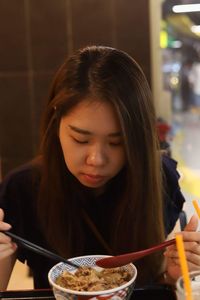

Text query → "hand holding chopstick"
[3,231,79,269]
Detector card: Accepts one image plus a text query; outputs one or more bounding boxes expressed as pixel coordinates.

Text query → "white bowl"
[48,255,137,300]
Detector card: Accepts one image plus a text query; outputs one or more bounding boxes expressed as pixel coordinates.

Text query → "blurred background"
[160,0,200,217]
[1,0,200,288]
[0,0,152,177]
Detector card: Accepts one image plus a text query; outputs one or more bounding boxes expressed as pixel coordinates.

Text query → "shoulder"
[162,154,181,185]
[161,155,185,234]
[161,154,184,200]
[0,160,41,207]
[0,161,44,262]
[1,160,40,187]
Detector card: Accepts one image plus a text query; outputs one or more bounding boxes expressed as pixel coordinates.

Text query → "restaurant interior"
[1,0,200,298]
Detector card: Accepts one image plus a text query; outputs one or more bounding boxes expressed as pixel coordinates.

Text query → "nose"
[86,145,107,167]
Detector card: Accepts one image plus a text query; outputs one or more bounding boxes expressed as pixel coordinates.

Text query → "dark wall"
[0,0,151,177]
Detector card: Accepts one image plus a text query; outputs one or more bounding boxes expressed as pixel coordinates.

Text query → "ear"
[184,214,199,231]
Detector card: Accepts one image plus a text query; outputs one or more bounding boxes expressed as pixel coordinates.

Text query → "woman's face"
[59,99,126,189]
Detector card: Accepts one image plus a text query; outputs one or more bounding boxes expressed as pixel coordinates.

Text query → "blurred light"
[162,62,181,73]
[160,30,168,48]
[172,63,181,73]
[172,4,200,13]
[171,40,182,48]
[191,25,200,34]
[170,75,179,87]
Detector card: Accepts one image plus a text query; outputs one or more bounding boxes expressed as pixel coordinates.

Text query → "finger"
[165,244,177,251]
[0,208,4,221]
[167,256,179,266]
[165,249,200,266]
[164,239,200,256]
[164,250,179,259]
[0,231,12,243]
[184,241,200,254]
[0,242,17,252]
[0,221,12,231]
[0,209,12,231]
[185,251,200,266]
[169,257,200,271]
[0,246,17,260]
[166,241,200,254]
[183,215,199,232]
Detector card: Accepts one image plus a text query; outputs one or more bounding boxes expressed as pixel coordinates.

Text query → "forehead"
[61,99,121,133]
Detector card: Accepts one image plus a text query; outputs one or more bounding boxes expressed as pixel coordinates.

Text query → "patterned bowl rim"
[48,255,137,296]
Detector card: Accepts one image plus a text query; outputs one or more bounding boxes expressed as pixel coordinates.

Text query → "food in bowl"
[48,255,137,300]
[56,266,132,291]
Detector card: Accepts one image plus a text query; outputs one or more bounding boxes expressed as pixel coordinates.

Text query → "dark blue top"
[0,155,185,288]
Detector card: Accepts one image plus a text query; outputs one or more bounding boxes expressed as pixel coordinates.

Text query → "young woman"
[0,45,199,290]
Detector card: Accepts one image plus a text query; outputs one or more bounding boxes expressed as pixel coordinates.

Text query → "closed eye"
[73,137,88,144]
[109,141,122,146]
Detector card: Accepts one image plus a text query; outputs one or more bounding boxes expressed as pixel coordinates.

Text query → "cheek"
[112,149,126,171]
[62,151,78,174]
[61,142,85,170]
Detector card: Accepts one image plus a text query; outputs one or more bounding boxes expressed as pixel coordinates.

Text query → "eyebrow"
[68,125,122,137]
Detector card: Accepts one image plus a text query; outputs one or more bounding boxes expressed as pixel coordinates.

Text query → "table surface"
[0,285,177,300]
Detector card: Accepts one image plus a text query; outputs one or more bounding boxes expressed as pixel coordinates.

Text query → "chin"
[80,181,105,188]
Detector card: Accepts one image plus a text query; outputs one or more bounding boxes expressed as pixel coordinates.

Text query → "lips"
[84,174,104,179]
[81,173,106,185]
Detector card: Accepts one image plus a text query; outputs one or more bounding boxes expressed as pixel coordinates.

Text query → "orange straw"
[176,234,193,300]
[192,199,200,219]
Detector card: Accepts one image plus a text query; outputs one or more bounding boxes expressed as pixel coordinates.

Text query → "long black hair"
[37,46,165,284]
